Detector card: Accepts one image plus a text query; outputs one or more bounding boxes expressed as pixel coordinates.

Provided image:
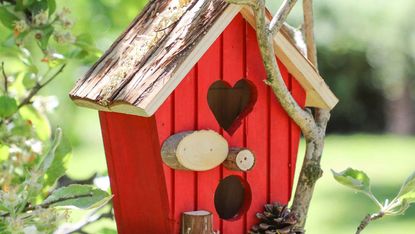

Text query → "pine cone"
[249,202,304,234]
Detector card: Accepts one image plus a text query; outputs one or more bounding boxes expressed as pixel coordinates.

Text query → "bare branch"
[356,212,384,234]
[1,62,8,95]
[0,193,93,217]
[302,0,318,67]
[18,64,66,109]
[250,0,318,140]
[269,0,298,35]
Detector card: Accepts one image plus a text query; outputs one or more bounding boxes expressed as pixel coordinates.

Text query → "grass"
[301,134,415,234]
[68,129,415,233]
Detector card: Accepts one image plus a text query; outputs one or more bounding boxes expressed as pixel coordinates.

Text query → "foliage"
[0,0,110,233]
[332,168,415,232]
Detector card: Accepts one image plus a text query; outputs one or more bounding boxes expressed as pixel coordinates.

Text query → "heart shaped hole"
[207,79,257,135]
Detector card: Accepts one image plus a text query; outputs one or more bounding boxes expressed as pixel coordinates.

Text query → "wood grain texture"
[221,14,246,234]
[195,37,222,232]
[99,112,171,233]
[70,0,240,116]
[173,68,198,233]
[245,22,270,230]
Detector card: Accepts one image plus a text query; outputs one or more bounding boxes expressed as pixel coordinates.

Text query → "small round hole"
[214,175,251,220]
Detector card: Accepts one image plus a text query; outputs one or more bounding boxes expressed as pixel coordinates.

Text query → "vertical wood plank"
[289,74,306,199]
[197,38,222,232]
[245,22,270,230]
[173,68,197,233]
[99,112,171,234]
[222,14,246,234]
[269,59,292,204]
[156,96,174,229]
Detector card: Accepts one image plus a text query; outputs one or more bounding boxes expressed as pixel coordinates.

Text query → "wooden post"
[161,130,229,171]
[181,210,215,234]
[222,148,256,171]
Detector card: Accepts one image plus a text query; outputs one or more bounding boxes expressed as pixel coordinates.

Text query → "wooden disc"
[176,130,228,171]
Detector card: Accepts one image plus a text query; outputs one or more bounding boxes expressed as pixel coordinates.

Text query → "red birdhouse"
[69,1,337,233]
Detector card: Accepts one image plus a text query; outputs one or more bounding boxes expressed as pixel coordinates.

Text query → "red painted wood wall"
[99,14,305,234]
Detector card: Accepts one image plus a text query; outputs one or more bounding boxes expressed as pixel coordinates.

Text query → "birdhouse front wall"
[99,14,305,234]
[156,14,305,233]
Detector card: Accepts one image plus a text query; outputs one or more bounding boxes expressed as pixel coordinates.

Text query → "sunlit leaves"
[19,106,51,141]
[397,171,415,204]
[0,145,9,162]
[43,133,71,188]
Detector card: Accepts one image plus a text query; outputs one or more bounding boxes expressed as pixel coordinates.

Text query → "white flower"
[25,139,43,154]
[33,10,49,26]
[14,19,29,33]
[53,31,76,44]
[33,96,59,113]
[23,225,39,234]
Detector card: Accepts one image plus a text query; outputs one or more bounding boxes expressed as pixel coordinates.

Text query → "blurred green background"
[2,0,415,233]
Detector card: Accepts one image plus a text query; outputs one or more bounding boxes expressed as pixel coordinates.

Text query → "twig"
[1,62,8,95]
[356,212,384,234]
[269,0,298,36]
[302,0,318,67]
[17,64,66,110]
[54,203,114,234]
[0,193,93,217]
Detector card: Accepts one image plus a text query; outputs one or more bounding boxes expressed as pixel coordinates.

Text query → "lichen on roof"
[98,0,194,106]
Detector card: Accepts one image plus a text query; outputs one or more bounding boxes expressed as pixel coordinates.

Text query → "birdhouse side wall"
[155,14,306,234]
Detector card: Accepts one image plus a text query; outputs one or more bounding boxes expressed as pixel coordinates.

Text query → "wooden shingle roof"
[70,0,338,117]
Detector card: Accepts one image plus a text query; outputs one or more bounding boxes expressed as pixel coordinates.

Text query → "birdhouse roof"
[69,0,338,117]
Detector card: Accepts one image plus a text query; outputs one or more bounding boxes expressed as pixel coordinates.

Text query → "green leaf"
[0,145,9,162]
[29,0,48,14]
[22,73,37,89]
[0,7,19,29]
[0,96,18,118]
[37,25,54,50]
[19,106,51,141]
[16,0,36,11]
[43,134,71,187]
[397,170,415,204]
[37,128,62,172]
[332,168,371,193]
[47,0,56,16]
[43,184,111,209]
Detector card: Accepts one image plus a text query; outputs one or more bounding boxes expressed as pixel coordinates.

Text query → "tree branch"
[290,0,331,230]
[269,0,298,35]
[0,193,93,217]
[1,62,8,95]
[226,0,332,232]
[302,0,317,67]
[17,64,66,109]
[250,0,318,140]
[356,212,384,234]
